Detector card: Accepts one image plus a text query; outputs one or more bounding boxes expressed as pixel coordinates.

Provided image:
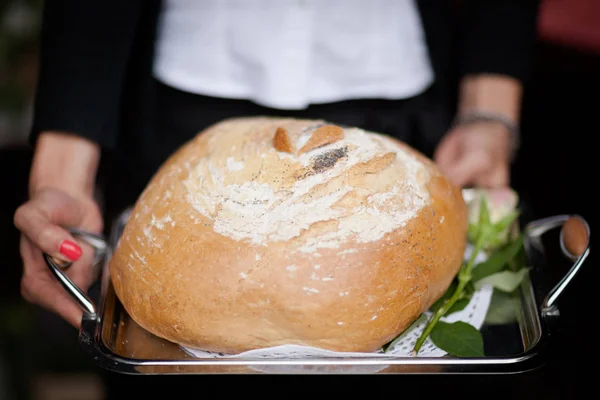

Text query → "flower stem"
[412,235,486,356]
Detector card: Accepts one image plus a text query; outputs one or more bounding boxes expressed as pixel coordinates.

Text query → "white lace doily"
[181,244,492,361]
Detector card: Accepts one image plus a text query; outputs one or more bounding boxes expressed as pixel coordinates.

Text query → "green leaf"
[493,210,520,236]
[485,209,521,250]
[382,314,427,352]
[467,223,480,244]
[430,321,485,357]
[445,298,470,316]
[478,195,492,230]
[485,290,520,325]
[468,195,495,244]
[474,268,530,293]
[508,243,528,271]
[472,234,525,282]
[464,281,476,296]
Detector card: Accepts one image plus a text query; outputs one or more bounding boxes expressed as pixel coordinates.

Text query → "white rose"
[463,188,520,249]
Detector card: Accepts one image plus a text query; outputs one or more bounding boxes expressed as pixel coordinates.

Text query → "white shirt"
[153,0,434,110]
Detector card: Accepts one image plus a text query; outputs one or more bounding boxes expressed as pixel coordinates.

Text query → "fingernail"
[60,240,82,261]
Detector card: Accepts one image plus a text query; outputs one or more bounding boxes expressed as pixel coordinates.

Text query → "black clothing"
[30,0,541,182]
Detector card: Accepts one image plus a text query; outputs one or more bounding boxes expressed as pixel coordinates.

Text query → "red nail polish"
[60,240,82,261]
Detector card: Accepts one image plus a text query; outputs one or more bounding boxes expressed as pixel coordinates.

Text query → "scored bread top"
[178,117,433,252]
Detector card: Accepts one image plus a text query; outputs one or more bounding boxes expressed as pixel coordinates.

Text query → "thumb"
[14,204,83,263]
[14,191,87,263]
[442,151,492,188]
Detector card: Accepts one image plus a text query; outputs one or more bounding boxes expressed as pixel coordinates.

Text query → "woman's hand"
[14,188,103,328]
[436,74,522,188]
[13,131,102,328]
[434,121,513,188]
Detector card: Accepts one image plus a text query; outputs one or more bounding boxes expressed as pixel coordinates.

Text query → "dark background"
[1,1,598,399]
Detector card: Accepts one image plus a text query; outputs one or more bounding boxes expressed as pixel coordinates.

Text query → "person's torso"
[152,0,434,110]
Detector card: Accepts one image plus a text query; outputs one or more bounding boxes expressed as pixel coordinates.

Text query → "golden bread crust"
[109,117,468,353]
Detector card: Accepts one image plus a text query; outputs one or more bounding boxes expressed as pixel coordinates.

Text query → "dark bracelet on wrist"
[452,111,521,161]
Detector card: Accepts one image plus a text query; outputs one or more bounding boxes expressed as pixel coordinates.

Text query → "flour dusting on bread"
[182,119,432,248]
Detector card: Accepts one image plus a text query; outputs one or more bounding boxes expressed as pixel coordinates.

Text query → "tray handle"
[43,228,108,319]
[524,214,591,315]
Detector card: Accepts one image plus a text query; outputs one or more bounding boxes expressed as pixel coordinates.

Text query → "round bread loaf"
[109,117,468,354]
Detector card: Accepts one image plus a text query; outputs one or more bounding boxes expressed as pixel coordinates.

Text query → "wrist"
[457,74,522,124]
[456,74,523,161]
[29,132,101,199]
[452,112,519,161]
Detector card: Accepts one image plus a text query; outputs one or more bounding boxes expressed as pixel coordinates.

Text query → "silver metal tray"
[45,206,591,375]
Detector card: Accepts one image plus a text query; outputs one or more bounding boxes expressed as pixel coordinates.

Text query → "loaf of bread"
[109,117,468,354]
